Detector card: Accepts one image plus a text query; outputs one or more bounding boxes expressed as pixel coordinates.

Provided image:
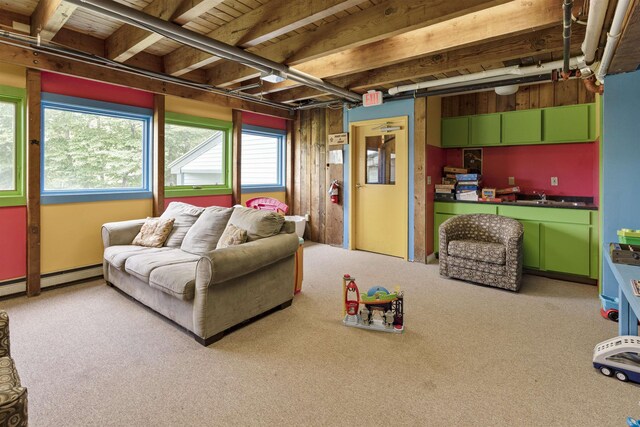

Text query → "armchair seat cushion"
[0,357,21,391]
[448,240,506,265]
[447,256,506,276]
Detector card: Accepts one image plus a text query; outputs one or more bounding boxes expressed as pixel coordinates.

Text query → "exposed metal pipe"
[562,0,573,77]
[64,0,363,102]
[0,30,293,111]
[596,0,633,82]
[388,57,582,96]
[581,0,609,65]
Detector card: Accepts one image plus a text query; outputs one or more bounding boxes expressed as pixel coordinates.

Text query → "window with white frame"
[0,85,25,207]
[41,93,152,203]
[164,112,232,197]
[241,125,285,191]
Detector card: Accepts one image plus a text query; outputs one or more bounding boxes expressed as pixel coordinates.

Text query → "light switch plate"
[551,177,558,186]
[508,177,515,185]
[427,176,431,185]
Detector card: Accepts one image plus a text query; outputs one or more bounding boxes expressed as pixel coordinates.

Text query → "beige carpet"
[1,242,637,426]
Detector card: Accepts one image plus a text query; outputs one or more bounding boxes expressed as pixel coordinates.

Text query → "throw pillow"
[132,217,175,248]
[181,206,234,255]
[160,202,205,247]
[228,206,285,242]
[216,223,248,249]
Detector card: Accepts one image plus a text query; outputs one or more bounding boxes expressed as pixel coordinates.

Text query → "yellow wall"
[426,96,441,147]
[166,95,232,121]
[0,64,26,88]
[240,191,286,206]
[41,199,152,273]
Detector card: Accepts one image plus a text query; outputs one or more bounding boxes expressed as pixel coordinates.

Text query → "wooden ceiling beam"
[0,42,291,119]
[263,24,584,102]
[0,9,30,35]
[609,1,640,74]
[205,0,513,87]
[30,0,77,40]
[163,0,364,76]
[172,0,227,25]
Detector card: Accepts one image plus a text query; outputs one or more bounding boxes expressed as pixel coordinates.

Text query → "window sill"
[41,191,153,205]
[0,196,26,208]
[241,186,286,194]
[164,187,232,198]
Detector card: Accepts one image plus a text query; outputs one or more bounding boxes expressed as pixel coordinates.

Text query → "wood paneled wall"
[442,79,596,117]
[292,108,344,246]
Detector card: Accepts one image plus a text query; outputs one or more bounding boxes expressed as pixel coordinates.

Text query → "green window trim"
[164,112,232,198]
[0,85,26,207]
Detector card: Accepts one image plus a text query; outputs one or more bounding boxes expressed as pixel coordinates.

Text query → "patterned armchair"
[0,311,27,427]
[439,214,524,292]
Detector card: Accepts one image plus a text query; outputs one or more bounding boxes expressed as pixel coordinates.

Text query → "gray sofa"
[102,203,299,346]
[439,214,524,292]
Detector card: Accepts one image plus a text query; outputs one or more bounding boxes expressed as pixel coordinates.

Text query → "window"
[0,85,25,207]
[41,93,152,203]
[606,352,640,368]
[164,112,232,197]
[241,125,286,192]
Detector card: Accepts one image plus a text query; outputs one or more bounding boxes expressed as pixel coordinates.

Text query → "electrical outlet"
[551,177,558,186]
[508,177,515,185]
[304,213,310,221]
[427,176,431,185]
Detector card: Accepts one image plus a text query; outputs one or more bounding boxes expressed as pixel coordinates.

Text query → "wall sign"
[329,132,349,145]
[363,90,383,107]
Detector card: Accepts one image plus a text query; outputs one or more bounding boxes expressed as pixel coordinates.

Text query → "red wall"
[242,111,286,130]
[443,142,599,201]
[426,145,444,255]
[0,207,26,281]
[164,195,233,209]
[41,72,153,108]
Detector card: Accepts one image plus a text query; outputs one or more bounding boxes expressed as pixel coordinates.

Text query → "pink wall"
[0,207,26,281]
[443,142,599,201]
[426,145,444,255]
[242,111,286,130]
[41,72,153,108]
[164,195,233,209]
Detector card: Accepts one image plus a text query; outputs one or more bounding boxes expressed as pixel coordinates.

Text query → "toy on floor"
[342,274,404,333]
[593,336,640,384]
[628,417,640,427]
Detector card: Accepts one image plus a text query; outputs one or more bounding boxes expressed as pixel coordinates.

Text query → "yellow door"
[350,117,408,259]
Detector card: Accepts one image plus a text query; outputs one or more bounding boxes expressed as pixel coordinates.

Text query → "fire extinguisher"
[328,180,340,204]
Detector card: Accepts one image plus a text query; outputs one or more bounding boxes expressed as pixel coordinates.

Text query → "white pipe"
[581,0,609,65]
[388,57,582,96]
[596,0,633,82]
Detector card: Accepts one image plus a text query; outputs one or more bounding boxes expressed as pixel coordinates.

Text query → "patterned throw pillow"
[132,217,175,248]
[216,223,247,249]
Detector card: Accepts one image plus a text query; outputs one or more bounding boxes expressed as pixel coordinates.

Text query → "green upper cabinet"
[470,114,501,146]
[542,104,593,143]
[441,116,469,147]
[501,109,542,145]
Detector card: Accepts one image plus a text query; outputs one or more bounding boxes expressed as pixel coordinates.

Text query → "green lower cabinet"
[519,220,540,269]
[541,222,591,276]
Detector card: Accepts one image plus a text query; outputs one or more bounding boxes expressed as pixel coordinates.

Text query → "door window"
[365,134,395,185]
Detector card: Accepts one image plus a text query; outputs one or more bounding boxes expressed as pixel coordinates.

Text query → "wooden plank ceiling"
[0,0,634,106]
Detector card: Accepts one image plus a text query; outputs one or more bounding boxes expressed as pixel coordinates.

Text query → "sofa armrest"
[101,219,145,249]
[0,311,9,358]
[199,233,299,286]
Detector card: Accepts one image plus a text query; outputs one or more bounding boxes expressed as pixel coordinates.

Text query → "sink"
[515,200,586,207]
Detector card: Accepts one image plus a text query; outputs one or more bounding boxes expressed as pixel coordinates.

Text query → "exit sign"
[363,90,383,107]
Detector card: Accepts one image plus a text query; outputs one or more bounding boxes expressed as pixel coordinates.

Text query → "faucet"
[533,190,546,201]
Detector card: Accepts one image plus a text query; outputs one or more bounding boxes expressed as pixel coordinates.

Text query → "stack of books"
[436,166,468,201]
[456,173,482,201]
[496,186,520,202]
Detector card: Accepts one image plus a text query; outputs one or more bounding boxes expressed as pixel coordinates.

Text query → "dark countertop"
[434,199,599,211]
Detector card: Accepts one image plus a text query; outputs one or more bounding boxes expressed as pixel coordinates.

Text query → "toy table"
[604,250,640,336]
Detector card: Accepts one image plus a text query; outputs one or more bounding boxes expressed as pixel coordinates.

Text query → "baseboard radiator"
[0,265,103,298]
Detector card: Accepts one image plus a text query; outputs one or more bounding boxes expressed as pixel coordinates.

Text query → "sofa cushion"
[161,202,205,248]
[180,206,233,255]
[124,249,200,282]
[447,256,506,276]
[132,217,175,248]
[448,240,506,265]
[216,223,248,249]
[149,262,198,301]
[104,245,171,270]
[228,206,284,241]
